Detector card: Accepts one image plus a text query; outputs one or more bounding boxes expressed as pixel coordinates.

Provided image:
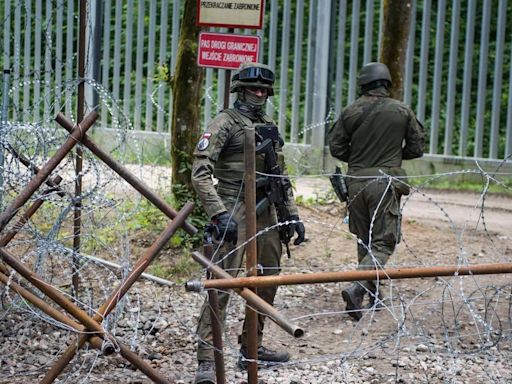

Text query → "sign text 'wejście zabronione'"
[197,0,264,29]
[198,32,260,69]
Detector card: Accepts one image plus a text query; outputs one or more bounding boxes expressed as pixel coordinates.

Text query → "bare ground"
[1,189,512,383]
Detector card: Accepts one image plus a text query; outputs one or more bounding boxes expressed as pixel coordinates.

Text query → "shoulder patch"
[197,132,212,151]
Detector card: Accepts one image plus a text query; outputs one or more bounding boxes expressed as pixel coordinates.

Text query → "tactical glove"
[212,212,238,245]
[288,215,305,245]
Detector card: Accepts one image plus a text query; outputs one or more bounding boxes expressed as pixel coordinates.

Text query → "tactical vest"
[215,108,276,198]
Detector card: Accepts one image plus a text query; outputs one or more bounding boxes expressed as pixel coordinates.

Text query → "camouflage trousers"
[196,196,282,362]
[347,177,402,290]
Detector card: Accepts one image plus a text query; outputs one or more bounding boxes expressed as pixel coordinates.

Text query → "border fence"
[1,2,512,383]
[1,0,512,164]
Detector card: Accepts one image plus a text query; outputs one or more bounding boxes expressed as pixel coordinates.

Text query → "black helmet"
[357,62,392,87]
[230,62,275,96]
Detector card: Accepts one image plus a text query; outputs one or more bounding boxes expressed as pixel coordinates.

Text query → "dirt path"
[2,180,512,383]
[296,177,512,237]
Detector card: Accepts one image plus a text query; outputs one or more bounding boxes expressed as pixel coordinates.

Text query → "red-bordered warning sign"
[197,0,264,29]
[197,32,260,70]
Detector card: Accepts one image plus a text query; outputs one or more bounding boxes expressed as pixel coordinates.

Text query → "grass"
[148,252,201,283]
[409,177,512,196]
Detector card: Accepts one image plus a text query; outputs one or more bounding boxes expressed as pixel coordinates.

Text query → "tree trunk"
[380,0,412,100]
[170,0,204,193]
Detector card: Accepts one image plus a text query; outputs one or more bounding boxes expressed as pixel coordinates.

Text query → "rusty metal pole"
[188,262,512,289]
[204,242,226,384]
[0,163,66,286]
[0,176,64,246]
[5,144,68,193]
[99,202,194,315]
[0,111,98,232]
[117,344,175,384]
[0,246,114,336]
[55,113,197,235]
[0,270,108,353]
[189,251,304,338]
[40,202,194,383]
[0,203,193,384]
[72,0,87,298]
[244,127,258,383]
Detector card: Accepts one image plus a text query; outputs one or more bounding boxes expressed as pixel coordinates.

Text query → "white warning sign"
[197,0,264,29]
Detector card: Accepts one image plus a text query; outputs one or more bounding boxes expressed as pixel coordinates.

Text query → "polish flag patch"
[197,132,212,151]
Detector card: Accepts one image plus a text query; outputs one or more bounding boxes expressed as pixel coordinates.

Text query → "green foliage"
[171,183,210,244]
[148,251,201,283]
[116,184,208,280]
[294,191,332,207]
[176,149,192,174]
[155,63,171,84]
[409,175,512,196]
[124,185,207,249]
[82,228,118,255]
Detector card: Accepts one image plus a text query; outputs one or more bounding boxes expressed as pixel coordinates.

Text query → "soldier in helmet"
[191,62,306,383]
[328,62,424,321]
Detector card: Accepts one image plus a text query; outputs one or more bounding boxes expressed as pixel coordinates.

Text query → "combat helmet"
[230,62,275,96]
[357,62,392,87]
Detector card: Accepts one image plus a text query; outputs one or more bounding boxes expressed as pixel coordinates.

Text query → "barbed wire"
[1,25,512,382]
[3,109,511,383]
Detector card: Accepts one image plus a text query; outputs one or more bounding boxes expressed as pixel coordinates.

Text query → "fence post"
[85,0,102,112]
[311,0,332,171]
[0,69,10,211]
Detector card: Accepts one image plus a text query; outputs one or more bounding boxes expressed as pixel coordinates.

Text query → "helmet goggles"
[238,66,275,83]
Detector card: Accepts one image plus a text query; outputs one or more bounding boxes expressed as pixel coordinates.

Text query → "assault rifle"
[329,166,348,203]
[254,126,293,258]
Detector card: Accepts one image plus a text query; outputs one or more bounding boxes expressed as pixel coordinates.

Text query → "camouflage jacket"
[328,87,424,176]
[191,108,299,219]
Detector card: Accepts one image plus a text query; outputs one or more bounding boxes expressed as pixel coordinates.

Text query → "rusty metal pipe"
[0,177,63,246]
[0,176,64,292]
[244,127,258,382]
[0,111,98,232]
[55,113,197,236]
[208,288,225,384]
[0,247,107,335]
[42,202,194,383]
[118,344,174,384]
[188,263,512,290]
[190,251,304,339]
[0,246,140,384]
[0,270,108,353]
[0,198,45,245]
[204,243,225,384]
[5,145,67,198]
[0,261,8,275]
[42,335,172,384]
[99,202,194,317]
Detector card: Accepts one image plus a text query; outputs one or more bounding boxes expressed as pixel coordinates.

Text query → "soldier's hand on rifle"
[288,215,306,245]
[212,212,238,245]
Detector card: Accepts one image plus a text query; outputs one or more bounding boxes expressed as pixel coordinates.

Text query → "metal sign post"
[195,3,267,380]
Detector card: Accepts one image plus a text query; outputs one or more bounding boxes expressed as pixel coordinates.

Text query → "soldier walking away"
[328,62,424,321]
[191,62,306,384]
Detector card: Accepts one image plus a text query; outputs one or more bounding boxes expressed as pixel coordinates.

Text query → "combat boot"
[194,360,216,384]
[238,346,290,369]
[342,283,366,321]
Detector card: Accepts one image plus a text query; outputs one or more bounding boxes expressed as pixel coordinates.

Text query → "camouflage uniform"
[191,107,299,362]
[328,85,424,308]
